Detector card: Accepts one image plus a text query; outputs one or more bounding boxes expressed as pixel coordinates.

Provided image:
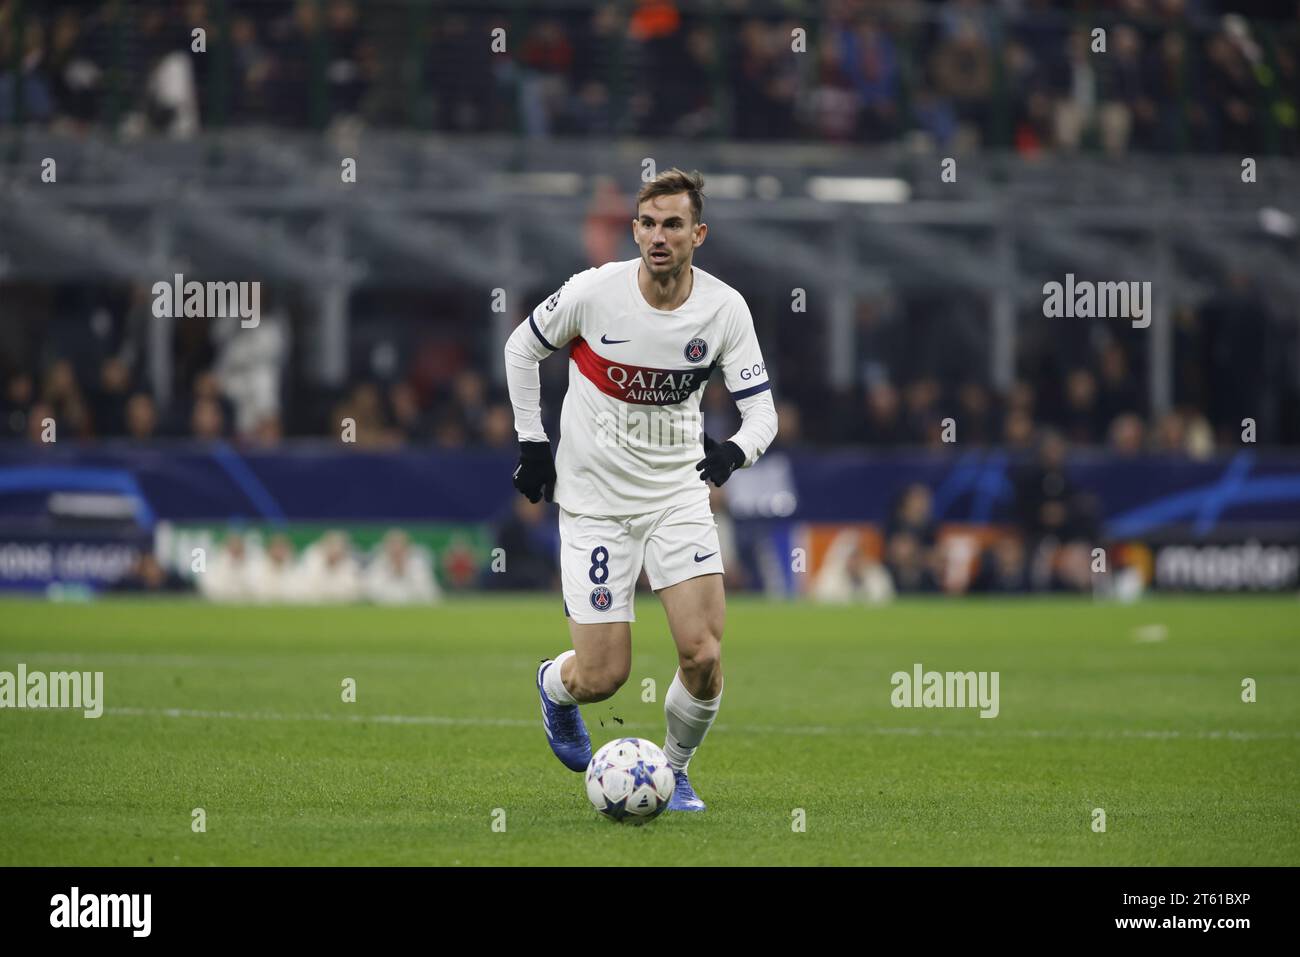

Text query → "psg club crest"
[683,338,708,363]
[589,586,613,612]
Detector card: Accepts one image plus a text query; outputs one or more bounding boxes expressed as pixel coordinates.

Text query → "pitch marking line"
[101,707,1298,741]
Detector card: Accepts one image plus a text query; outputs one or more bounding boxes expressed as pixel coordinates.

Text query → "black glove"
[696,433,745,487]
[513,440,556,503]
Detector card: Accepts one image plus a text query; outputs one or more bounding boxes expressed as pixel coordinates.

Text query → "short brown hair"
[635,168,705,225]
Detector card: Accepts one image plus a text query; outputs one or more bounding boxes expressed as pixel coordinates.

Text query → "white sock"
[663,670,721,771]
[543,650,578,706]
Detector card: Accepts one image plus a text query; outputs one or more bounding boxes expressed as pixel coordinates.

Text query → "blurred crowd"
[0,280,523,448]
[1,271,1293,451]
[3,1,1295,453]
[118,527,444,603]
[811,429,1103,599]
[490,431,1105,600]
[1,0,1296,156]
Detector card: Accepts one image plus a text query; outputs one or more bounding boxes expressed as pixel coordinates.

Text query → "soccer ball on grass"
[585,737,675,823]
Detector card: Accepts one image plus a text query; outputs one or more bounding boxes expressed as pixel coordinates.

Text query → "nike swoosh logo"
[693,551,718,563]
[600,335,630,344]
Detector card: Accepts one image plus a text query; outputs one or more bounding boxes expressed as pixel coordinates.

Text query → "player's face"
[633,193,706,277]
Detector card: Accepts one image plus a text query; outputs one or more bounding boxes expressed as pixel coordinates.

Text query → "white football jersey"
[505,258,776,516]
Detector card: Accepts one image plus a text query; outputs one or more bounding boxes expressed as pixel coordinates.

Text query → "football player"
[504,169,778,811]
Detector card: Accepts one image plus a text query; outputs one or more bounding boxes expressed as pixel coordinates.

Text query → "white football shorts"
[558,496,724,623]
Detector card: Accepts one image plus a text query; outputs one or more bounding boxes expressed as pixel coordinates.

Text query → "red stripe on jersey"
[569,337,713,406]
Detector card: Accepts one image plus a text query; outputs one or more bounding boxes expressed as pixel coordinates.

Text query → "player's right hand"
[696,432,745,487]
[513,440,556,503]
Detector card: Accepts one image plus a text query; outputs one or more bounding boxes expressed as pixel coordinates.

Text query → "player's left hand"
[513,440,556,503]
[696,434,745,487]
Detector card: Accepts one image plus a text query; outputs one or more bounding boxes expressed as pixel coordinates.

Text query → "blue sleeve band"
[730,380,772,400]
[528,311,557,351]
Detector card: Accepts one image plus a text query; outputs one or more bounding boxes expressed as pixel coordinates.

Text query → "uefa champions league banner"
[0,443,514,523]
[0,443,1298,591]
[0,527,149,593]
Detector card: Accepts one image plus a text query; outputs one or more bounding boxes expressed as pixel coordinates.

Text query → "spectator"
[957,382,996,446]
[230,15,273,119]
[1096,342,1143,427]
[324,0,364,117]
[930,20,993,142]
[334,382,401,447]
[1013,430,1081,541]
[42,359,91,438]
[480,404,516,449]
[1062,368,1102,445]
[1204,21,1260,155]
[1012,431,1098,591]
[904,378,942,444]
[449,369,489,441]
[1108,412,1146,456]
[732,20,798,140]
[860,382,908,446]
[197,533,256,602]
[298,531,363,603]
[1,372,35,438]
[47,8,103,126]
[90,357,132,437]
[112,553,192,593]
[1003,408,1036,451]
[191,396,227,440]
[1152,408,1215,458]
[1143,30,1208,151]
[811,528,895,604]
[482,496,558,591]
[248,533,308,603]
[265,0,320,128]
[431,409,468,448]
[913,84,959,149]
[364,529,442,604]
[125,393,159,440]
[888,484,937,546]
[387,381,428,442]
[516,18,573,137]
[843,18,899,141]
[884,530,940,594]
[0,17,55,125]
[1099,24,1145,154]
[809,34,862,141]
[212,302,288,441]
[972,536,1030,594]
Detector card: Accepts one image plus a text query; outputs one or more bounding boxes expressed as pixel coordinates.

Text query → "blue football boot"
[536,659,592,772]
[668,768,706,812]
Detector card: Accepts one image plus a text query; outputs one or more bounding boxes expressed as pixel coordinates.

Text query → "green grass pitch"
[1,595,1296,866]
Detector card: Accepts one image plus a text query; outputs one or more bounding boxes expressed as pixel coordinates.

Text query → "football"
[585,738,676,823]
